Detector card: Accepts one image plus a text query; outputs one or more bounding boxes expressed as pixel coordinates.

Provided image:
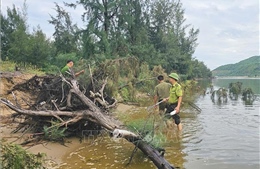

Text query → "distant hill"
[212,56,260,77]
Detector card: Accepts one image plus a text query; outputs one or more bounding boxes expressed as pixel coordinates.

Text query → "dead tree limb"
[99,76,108,102]
[113,129,174,169]
[89,64,95,92]
[0,98,174,169]
[0,98,119,130]
[0,77,175,169]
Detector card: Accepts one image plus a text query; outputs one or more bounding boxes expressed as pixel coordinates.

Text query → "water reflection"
[184,78,260,169]
[213,78,260,94]
[210,88,228,105]
[206,78,259,106]
[241,88,256,105]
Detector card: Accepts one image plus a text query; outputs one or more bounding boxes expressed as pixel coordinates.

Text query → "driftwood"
[1,77,175,169]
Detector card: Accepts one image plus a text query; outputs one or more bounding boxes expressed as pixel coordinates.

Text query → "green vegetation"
[0,61,17,72]
[212,56,260,77]
[1,0,212,79]
[43,121,67,142]
[0,61,45,75]
[127,118,155,134]
[0,142,46,169]
[125,117,167,149]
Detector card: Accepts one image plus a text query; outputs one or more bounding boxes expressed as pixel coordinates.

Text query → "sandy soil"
[0,72,36,116]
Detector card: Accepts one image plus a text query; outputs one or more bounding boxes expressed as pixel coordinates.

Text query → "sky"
[1,0,259,70]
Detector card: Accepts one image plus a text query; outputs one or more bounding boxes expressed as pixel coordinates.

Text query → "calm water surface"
[59,78,260,169]
[183,78,260,169]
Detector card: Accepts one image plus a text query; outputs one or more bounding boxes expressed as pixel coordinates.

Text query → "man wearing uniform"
[163,73,183,131]
[61,60,84,78]
[154,75,171,115]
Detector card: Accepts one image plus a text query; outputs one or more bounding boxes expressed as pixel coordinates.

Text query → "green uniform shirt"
[154,82,171,100]
[61,65,74,77]
[168,83,183,104]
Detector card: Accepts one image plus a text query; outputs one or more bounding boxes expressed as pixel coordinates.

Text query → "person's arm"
[175,96,182,113]
[154,95,158,104]
[153,86,159,109]
[75,70,85,77]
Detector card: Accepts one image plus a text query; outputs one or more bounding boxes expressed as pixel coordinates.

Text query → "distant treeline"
[1,0,212,79]
[212,56,260,77]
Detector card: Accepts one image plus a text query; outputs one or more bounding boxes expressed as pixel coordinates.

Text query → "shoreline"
[213,76,260,79]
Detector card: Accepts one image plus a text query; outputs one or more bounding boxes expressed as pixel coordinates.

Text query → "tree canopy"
[0,0,212,79]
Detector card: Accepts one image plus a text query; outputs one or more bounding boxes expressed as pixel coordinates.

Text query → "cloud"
[1,0,84,38]
[182,0,259,70]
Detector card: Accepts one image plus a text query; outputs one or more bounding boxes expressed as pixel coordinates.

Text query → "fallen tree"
[1,74,175,169]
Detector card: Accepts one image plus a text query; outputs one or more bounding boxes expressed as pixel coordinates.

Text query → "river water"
[58,78,260,169]
[183,77,260,169]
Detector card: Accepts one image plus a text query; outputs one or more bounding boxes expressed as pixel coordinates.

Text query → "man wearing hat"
[163,73,183,131]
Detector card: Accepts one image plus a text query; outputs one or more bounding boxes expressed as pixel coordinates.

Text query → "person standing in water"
[163,73,183,131]
[154,75,171,115]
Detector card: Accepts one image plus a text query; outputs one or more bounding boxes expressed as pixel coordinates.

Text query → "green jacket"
[61,65,74,77]
[168,83,183,104]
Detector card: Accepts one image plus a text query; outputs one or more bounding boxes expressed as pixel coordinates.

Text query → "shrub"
[0,142,46,169]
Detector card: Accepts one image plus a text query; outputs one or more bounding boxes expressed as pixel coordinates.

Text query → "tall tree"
[148,0,199,75]
[111,0,150,57]
[1,2,54,69]
[149,0,174,51]
[76,0,120,56]
[27,27,53,67]
[190,59,212,78]
[49,3,79,55]
[0,11,14,61]
[1,3,30,65]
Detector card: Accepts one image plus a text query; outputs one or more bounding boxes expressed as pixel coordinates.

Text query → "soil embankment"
[0,71,36,116]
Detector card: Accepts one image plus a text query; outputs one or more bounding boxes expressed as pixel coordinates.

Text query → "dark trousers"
[158,99,168,111]
[165,103,181,125]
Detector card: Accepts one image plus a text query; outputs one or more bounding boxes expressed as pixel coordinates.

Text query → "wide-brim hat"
[169,73,179,81]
